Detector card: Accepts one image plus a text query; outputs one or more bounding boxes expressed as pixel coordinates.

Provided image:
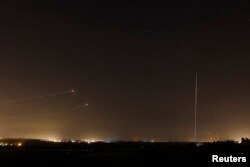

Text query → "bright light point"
[42,137,62,143]
[70,89,75,93]
[49,139,61,143]
[195,142,203,147]
[82,138,103,144]
[85,103,88,106]
[17,142,22,147]
[0,142,8,147]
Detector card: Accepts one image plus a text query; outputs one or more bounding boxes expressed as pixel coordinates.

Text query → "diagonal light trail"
[0,103,88,120]
[0,89,75,105]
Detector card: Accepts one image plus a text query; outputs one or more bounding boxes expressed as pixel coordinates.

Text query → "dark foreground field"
[0,139,249,167]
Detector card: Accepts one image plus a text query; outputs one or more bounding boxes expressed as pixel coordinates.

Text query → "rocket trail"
[71,103,88,110]
[0,90,75,105]
[0,103,88,120]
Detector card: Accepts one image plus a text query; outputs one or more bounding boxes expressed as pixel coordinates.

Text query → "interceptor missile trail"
[0,89,75,105]
[71,103,88,111]
[0,103,88,120]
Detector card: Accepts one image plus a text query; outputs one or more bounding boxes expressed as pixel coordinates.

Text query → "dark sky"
[0,0,250,141]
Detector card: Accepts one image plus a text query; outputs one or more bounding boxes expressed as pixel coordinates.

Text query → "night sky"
[1,0,250,141]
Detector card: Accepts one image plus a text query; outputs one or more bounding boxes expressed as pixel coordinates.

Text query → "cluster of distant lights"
[0,137,157,146]
[0,138,245,146]
[41,138,104,144]
[0,138,105,147]
[0,142,22,147]
[40,138,156,144]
